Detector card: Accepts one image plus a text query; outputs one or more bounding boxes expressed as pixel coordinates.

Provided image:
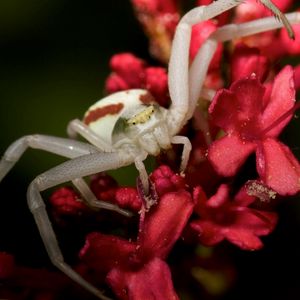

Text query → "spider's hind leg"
[27,151,132,299]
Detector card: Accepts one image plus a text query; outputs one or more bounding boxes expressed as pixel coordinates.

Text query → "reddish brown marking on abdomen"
[139,92,156,104]
[84,103,124,125]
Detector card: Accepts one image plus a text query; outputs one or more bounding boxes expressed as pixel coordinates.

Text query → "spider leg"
[71,177,133,217]
[67,120,134,215]
[0,134,97,182]
[167,0,245,135]
[167,0,296,133]
[27,151,132,299]
[67,119,152,201]
[211,11,300,43]
[134,153,149,194]
[188,12,300,117]
[0,133,132,215]
[171,136,192,173]
[67,119,113,152]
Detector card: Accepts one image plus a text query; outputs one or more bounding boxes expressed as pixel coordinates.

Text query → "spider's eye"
[126,105,155,126]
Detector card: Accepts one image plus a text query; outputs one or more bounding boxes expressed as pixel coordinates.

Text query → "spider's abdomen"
[83,89,160,146]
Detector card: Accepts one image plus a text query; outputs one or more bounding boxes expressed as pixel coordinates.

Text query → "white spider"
[0,0,299,299]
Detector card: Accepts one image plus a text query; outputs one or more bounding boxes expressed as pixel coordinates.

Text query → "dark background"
[0,1,300,299]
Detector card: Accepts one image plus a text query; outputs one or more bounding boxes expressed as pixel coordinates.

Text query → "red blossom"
[231,44,270,83]
[208,66,300,195]
[90,172,118,202]
[115,187,142,212]
[49,187,88,216]
[144,66,169,106]
[90,173,142,212]
[106,53,145,90]
[79,166,195,299]
[190,185,278,250]
[131,0,179,63]
[105,53,169,106]
[149,164,186,197]
[107,258,179,300]
[190,20,223,71]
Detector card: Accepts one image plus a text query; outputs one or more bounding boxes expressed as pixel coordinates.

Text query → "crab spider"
[0,0,299,299]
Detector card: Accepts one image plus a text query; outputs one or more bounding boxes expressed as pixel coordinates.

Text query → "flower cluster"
[1,0,300,299]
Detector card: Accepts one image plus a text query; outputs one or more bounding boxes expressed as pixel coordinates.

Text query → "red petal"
[261,66,296,137]
[279,24,300,56]
[49,187,88,216]
[109,53,145,88]
[144,67,169,107]
[207,184,229,208]
[209,77,265,133]
[90,173,118,202]
[224,228,263,250]
[107,258,179,300]
[191,220,224,246]
[234,186,256,207]
[105,73,130,94]
[138,190,194,259]
[233,207,278,236]
[256,138,300,195]
[150,165,186,197]
[231,44,269,82]
[208,134,256,177]
[79,232,137,276]
[193,186,208,215]
[115,187,142,212]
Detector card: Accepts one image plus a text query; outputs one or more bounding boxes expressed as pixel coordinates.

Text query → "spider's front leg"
[167,0,295,133]
[0,134,131,216]
[27,151,134,299]
[0,135,97,182]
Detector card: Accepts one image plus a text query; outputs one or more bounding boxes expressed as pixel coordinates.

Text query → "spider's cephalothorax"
[83,89,170,156]
[0,0,299,299]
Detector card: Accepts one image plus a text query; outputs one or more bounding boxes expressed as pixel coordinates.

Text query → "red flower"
[230,44,270,83]
[90,172,118,202]
[105,53,169,106]
[49,187,89,216]
[131,0,179,63]
[107,258,179,300]
[208,66,300,195]
[79,166,195,299]
[190,185,278,250]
